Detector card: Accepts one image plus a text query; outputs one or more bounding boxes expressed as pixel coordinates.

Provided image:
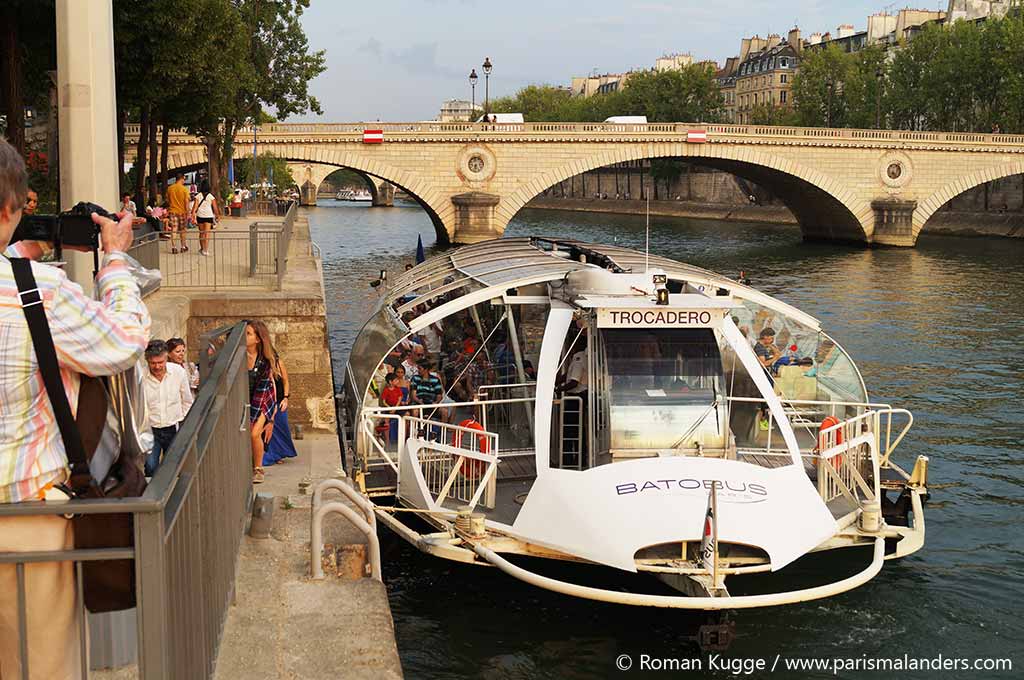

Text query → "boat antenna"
[645,193,650,273]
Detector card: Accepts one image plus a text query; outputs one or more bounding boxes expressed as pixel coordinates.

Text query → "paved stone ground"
[213,434,403,680]
[93,435,402,679]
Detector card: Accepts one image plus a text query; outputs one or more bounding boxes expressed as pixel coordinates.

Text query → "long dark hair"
[199,179,211,196]
[247,320,278,374]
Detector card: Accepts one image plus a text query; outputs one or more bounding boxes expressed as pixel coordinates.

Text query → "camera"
[12,202,113,255]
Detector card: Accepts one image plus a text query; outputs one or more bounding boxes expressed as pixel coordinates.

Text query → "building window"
[780,58,788,68]
[780,90,787,104]
[780,74,787,84]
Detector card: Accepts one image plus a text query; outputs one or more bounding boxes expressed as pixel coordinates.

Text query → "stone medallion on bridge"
[878,151,914,193]
[457,144,497,185]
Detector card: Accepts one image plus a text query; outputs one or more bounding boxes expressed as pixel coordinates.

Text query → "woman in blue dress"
[263,342,299,467]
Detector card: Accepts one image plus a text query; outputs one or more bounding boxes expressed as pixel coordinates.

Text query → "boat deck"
[431,449,856,526]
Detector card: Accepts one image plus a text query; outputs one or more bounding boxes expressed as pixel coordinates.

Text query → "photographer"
[0,139,151,677]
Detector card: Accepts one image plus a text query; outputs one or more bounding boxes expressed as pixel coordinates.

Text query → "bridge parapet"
[125,122,1024,149]
[124,122,1024,247]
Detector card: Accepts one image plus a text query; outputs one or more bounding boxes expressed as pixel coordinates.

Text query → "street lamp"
[875,67,883,129]
[825,79,834,128]
[482,57,493,114]
[469,68,478,116]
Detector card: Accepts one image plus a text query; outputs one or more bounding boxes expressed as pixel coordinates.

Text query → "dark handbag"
[12,257,146,613]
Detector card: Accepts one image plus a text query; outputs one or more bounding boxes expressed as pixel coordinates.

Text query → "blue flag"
[416,234,425,264]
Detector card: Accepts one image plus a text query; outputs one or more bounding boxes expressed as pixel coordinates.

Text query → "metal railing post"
[134,509,168,679]
[248,222,258,277]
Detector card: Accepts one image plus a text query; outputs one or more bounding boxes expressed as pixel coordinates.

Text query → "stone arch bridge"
[124,122,1024,246]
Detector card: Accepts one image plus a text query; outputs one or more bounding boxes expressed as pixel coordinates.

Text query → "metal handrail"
[0,321,252,678]
[310,478,381,581]
[311,502,382,581]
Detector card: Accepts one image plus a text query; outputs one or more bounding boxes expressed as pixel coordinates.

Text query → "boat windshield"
[602,328,722,404]
[600,328,726,452]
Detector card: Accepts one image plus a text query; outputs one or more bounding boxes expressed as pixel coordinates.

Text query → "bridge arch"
[914,159,1024,238]
[167,147,452,244]
[499,143,874,243]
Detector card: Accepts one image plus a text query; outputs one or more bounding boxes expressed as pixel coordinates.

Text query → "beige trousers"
[0,514,83,679]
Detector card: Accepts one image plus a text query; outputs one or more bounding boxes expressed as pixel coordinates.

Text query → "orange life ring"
[453,419,489,477]
[817,416,843,468]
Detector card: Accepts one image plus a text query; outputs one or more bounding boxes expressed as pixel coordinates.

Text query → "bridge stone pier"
[126,122,1024,246]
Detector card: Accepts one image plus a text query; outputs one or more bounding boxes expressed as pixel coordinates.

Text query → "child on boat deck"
[380,372,404,446]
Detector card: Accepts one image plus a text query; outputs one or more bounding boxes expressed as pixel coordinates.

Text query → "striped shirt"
[0,243,151,503]
[411,371,443,404]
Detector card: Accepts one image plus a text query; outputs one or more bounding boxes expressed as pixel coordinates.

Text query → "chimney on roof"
[788,27,802,52]
[809,32,822,45]
[836,24,855,38]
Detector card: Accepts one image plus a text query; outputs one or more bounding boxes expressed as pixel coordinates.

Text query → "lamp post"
[825,79,834,128]
[482,57,493,114]
[469,68,478,118]
[875,67,883,129]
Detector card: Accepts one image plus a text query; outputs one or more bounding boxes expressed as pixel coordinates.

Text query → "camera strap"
[10,258,92,492]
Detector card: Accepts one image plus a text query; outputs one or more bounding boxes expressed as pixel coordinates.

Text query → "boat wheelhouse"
[341,237,928,608]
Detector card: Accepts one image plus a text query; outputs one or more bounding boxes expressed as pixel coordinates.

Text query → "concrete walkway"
[213,435,403,680]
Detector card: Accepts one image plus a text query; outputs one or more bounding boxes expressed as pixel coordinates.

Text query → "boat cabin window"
[600,328,726,453]
[602,328,722,405]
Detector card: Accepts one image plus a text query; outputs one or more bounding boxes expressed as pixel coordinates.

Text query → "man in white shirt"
[142,340,194,476]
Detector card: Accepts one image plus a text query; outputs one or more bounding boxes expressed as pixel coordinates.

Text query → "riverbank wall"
[525,196,797,225]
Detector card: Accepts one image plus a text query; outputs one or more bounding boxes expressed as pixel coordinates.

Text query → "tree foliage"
[792,12,1024,133]
[491,64,723,123]
[234,152,294,189]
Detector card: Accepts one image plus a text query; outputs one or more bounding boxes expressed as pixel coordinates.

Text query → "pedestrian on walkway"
[262,339,298,466]
[142,340,193,476]
[190,180,219,256]
[246,320,278,484]
[0,138,150,679]
[166,173,191,254]
[165,337,200,393]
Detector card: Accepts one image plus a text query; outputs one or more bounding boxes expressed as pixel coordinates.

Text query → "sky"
[296,0,947,122]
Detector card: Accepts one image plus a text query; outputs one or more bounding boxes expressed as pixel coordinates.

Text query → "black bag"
[12,257,146,613]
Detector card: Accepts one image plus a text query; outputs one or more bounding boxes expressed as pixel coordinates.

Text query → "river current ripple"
[308,200,1024,679]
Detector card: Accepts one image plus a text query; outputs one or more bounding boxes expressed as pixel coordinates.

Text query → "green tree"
[997,11,1024,132]
[750,103,800,126]
[616,65,723,122]
[492,65,723,124]
[234,152,294,189]
[841,45,887,129]
[790,45,853,127]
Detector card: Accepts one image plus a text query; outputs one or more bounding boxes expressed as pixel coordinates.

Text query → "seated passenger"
[754,327,782,375]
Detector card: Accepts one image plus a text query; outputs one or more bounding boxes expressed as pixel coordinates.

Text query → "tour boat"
[340,237,928,608]
[335,188,372,202]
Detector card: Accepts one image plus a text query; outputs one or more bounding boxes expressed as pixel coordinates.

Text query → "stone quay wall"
[147,214,337,432]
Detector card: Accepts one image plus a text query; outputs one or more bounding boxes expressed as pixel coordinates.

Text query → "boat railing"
[724,397,913,467]
[402,415,500,510]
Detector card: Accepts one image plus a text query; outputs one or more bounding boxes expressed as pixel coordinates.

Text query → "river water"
[308,199,1023,679]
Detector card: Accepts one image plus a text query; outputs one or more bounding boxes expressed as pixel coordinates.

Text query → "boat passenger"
[380,372,404,445]
[410,360,444,419]
[394,365,411,406]
[754,327,782,374]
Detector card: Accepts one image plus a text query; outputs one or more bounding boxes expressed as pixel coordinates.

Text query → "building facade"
[733,30,801,124]
[439,99,481,122]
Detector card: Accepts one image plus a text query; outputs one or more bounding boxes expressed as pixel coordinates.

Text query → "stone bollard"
[249,493,275,539]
